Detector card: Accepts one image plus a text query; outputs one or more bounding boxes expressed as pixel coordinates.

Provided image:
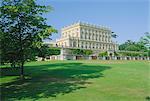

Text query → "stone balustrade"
[37,55,150,61]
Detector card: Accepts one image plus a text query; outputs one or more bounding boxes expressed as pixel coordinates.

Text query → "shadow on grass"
[1,62,111,101]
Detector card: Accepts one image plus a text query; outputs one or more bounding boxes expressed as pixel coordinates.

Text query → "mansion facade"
[56,21,118,52]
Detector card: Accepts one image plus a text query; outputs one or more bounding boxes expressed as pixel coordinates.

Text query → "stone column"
[60,48,68,60]
[73,56,76,60]
[88,56,90,60]
[124,56,127,60]
[102,56,106,60]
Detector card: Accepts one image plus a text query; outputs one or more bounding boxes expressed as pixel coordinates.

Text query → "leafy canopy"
[0,0,57,66]
[71,49,93,56]
[119,40,147,52]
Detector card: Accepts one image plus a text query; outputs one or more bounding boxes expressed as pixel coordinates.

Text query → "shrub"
[99,51,108,57]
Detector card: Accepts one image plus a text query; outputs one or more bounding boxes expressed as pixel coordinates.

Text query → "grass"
[0,60,150,101]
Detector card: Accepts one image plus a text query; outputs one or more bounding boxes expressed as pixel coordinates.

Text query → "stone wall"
[38,55,150,61]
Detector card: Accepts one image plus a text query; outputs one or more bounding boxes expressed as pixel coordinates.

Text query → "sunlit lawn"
[0,60,150,101]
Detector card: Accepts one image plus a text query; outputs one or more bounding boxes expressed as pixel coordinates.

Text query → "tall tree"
[139,32,150,50]
[0,0,57,79]
[119,40,147,52]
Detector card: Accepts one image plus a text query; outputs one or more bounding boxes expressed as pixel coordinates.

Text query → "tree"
[37,45,60,60]
[125,45,141,51]
[37,44,49,61]
[119,40,135,50]
[119,40,147,52]
[98,51,108,57]
[0,0,57,79]
[139,32,150,50]
[71,49,84,55]
[83,50,93,56]
[47,48,60,56]
[70,49,92,56]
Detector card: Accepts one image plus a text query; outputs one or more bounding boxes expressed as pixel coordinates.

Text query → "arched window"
[89,43,91,48]
[96,43,98,49]
[99,44,101,49]
[93,43,95,48]
[70,42,72,47]
[85,33,87,39]
[81,42,83,48]
[102,38,104,42]
[96,34,98,40]
[92,34,94,40]
[85,42,87,49]
[73,41,76,47]
[81,33,84,39]
[99,35,101,41]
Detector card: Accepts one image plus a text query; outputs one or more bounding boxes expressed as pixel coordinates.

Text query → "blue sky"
[37,0,149,44]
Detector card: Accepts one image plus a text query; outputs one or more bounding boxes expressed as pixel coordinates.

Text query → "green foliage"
[124,45,140,51]
[71,49,92,56]
[148,50,150,57]
[83,50,93,55]
[37,45,49,58]
[119,40,147,52]
[114,51,119,56]
[139,32,150,50]
[47,48,60,56]
[98,51,108,57]
[0,0,57,66]
[71,49,83,55]
[37,45,60,58]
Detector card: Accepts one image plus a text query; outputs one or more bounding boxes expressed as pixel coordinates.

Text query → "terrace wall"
[37,55,150,61]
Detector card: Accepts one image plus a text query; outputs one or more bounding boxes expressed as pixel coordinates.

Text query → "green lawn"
[0,60,150,101]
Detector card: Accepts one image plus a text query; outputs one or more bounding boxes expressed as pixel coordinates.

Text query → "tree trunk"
[42,57,45,61]
[20,62,24,80]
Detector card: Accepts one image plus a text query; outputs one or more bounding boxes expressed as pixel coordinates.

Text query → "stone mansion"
[56,21,118,52]
[42,22,149,60]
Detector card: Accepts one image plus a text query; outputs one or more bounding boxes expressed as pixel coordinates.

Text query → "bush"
[47,48,60,55]
[83,50,93,55]
[70,49,93,56]
[99,51,108,57]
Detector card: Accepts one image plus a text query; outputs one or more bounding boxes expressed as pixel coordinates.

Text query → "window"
[96,34,97,40]
[85,44,87,49]
[96,43,98,49]
[73,41,76,47]
[70,42,72,47]
[81,34,83,39]
[89,43,91,48]
[99,44,101,49]
[85,33,87,39]
[105,45,107,49]
[92,34,94,40]
[99,35,101,41]
[93,43,95,48]
[81,42,83,48]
